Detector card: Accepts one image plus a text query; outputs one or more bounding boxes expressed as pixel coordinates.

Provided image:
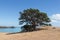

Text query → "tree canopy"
[19,8,51,32]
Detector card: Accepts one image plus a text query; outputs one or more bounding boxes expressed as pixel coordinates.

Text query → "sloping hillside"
[0,26,60,40]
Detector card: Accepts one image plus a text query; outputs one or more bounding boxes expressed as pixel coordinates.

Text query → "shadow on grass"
[6,28,41,35]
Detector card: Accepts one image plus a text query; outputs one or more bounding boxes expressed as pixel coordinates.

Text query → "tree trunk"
[32,22,36,30]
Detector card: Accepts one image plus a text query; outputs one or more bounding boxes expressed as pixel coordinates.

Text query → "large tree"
[19,8,51,32]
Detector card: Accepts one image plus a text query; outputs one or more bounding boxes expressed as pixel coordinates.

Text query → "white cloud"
[51,19,57,22]
[51,14,60,21]
[50,14,60,27]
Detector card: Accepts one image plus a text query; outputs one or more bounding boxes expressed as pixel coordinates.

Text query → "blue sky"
[0,0,60,27]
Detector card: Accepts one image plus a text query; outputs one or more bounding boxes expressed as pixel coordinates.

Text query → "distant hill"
[0,26,15,28]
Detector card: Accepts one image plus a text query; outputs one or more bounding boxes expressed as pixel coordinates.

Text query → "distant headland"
[0,26,15,28]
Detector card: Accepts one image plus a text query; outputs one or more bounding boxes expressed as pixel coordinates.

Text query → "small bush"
[53,27,56,29]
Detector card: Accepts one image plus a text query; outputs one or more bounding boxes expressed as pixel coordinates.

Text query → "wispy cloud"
[51,14,60,21]
[50,14,60,27]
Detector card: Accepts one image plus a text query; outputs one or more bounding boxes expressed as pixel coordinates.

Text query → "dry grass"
[0,26,60,40]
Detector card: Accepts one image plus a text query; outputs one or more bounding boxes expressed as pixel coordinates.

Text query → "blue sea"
[0,27,22,33]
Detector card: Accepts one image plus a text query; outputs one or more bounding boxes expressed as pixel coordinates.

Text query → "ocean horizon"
[0,27,22,33]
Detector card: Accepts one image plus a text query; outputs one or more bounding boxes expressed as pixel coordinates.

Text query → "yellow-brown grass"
[0,26,60,40]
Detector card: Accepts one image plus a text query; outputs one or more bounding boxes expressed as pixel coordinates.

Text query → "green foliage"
[48,24,52,26]
[19,8,51,32]
[21,25,36,32]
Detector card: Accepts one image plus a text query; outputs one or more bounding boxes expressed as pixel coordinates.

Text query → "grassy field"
[0,26,60,40]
